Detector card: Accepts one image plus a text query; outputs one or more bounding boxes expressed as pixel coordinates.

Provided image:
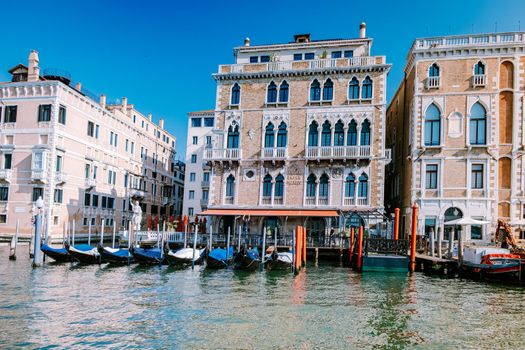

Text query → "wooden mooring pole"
[410,202,419,272]
[357,226,364,271]
[302,226,306,266]
[349,227,355,266]
[260,226,267,271]
[9,220,19,260]
[394,208,400,240]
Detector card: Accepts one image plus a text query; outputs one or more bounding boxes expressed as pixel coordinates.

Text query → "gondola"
[41,243,70,263]
[265,249,293,271]
[65,242,101,264]
[233,246,261,271]
[206,246,234,269]
[164,247,206,266]
[130,246,163,265]
[97,244,133,265]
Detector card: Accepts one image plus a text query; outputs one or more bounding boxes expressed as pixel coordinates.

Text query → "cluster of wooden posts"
[293,225,307,273]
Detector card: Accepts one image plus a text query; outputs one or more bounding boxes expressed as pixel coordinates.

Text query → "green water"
[1,246,524,349]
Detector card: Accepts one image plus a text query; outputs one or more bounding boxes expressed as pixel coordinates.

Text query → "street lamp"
[32,196,44,267]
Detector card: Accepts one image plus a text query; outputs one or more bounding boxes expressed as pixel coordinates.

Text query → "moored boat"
[97,245,133,265]
[130,246,163,265]
[206,247,234,269]
[165,247,206,266]
[265,250,293,271]
[464,253,521,279]
[41,243,70,263]
[65,242,101,264]
[234,246,261,271]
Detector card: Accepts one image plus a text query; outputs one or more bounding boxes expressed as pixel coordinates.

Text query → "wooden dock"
[415,254,458,275]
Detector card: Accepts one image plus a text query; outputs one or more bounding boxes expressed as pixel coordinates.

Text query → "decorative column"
[315,179,320,206]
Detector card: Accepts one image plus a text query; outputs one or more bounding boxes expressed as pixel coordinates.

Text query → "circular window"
[245,170,254,178]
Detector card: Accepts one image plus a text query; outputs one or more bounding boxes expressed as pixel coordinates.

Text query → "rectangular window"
[85,164,91,179]
[331,51,342,59]
[130,142,135,154]
[188,208,194,216]
[471,164,484,189]
[133,115,137,123]
[260,55,270,63]
[203,172,210,182]
[425,164,438,189]
[92,194,99,207]
[206,136,212,147]
[191,118,202,127]
[54,189,63,203]
[84,193,91,206]
[192,136,198,145]
[108,197,115,209]
[203,189,209,200]
[191,154,197,163]
[3,154,12,170]
[424,217,436,236]
[471,217,483,240]
[110,132,114,146]
[87,121,94,136]
[344,50,354,58]
[95,124,99,139]
[189,190,195,199]
[125,139,129,151]
[56,155,62,172]
[4,106,17,123]
[93,166,98,180]
[58,105,66,125]
[32,187,44,202]
[101,196,107,208]
[204,117,214,127]
[0,186,8,201]
[32,152,44,170]
[190,173,196,182]
[304,52,315,60]
[249,56,258,63]
[293,53,303,61]
[0,214,6,224]
[38,104,52,122]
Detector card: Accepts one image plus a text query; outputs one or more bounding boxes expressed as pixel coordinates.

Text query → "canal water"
[1,246,524,349]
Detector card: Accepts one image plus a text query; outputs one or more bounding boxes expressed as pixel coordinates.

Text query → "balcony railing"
[343,197,369,206]
[31,169,46,183]
[224,196,234,205]
[425,76,440,89]
[200,199,209,207]
[357,197,369,206]
[219,56,380,75]
[55,172,68,184]
[306,146,371,159]
[472,74,487,87]
[415,33,525,50]
[274,197,284,205]
[203,148,241,161]
[0,169,12,183]
[261,197,272,205]
[85,178,97,188]
[318,197,329,206]
[305,197,316,206]
[201,180,210,188]
[261,147,287,159]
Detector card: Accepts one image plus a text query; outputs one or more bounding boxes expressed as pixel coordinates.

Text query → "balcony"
[261,147,287,160]
[55,172,68,184]
[200,199,209,208]
[306,146,371,160]
[414,33,525,51]
[224,196,234,205]
[219,56,381,75]
[85,178,97,188]
[261,197,272,205]
[274,197,284,205]
[203,148,241,161]
[162,196,170,206]
[0,169,12,183]
[31,169,46,183]
[201,180,210,188]
[425,77,440,89]
[127,188,145,199]
[343,197,369,206]
[472,74,487,87]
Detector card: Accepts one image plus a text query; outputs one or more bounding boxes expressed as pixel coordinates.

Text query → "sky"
[1,0,524,158]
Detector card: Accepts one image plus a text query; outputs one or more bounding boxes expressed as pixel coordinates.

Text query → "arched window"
[274,174,284,198]
[226,175,235,197]
[474,61,485,75]
[358,173,368,198]
[321,121,331,146]
[263,174,272,197]
[264,123,275,148]
[347,120,358,146]
[360,119,371,146]
[348,77,359,100]
[267,81,277,103]
[227,124,239,148]
[470,102,486,145]
[306,174,317,197]
[319,174,329,198]
[231,83,240,105]
[429,63,440,77]
[310,79,321,101]
[361,76,373,99]
[277,122,287,147]
[308,121,319,146]
[424,103,441,146]
[279,81,289,103]
[334,120,344,146]
[323,78,334,101]
[345,173,356,198]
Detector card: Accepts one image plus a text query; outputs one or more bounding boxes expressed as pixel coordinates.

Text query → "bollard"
[410,202,418,272]
[357,226,364,271]
[33,212,44,267]
[394,208,400,240]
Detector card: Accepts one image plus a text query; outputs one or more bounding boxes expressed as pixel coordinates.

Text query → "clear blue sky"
[1,0,524,158]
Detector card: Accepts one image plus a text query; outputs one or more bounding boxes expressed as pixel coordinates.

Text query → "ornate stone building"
[386,32,525,242]
[202,25,392,239]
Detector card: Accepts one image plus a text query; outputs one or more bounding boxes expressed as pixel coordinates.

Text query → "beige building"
[386,32,525,243]
[0,51,178,238]
[203,24,392,240]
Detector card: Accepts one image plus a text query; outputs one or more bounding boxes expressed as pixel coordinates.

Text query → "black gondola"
[41,243,71,262]
[65,242,101,264]
[233,246,261,271]
[130,246,163,265]
[97,244,133,265]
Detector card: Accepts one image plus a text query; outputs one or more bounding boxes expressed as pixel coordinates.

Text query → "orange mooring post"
[349,227,355,266]
[295,225,301,271]
[357,226,364,271]
[410,202,419,272]
[394,208,400,240]
[302,226,307,266]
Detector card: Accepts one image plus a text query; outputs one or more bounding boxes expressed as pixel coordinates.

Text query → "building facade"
[0,51,178,238]
[172,159,185,218]
[182,111,214,222]
[203,25,391,239]
[386,32,525,243]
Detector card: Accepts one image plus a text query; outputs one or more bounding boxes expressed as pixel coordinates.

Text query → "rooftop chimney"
[294,34,311,43]
[244,37,251,46]
[28,50,40,82]
[122,97,128,112]
[100,94,106,109]
[359,22,367,38]
[148,113,152,121]
[159,118,165,129]
[75,82,82,91]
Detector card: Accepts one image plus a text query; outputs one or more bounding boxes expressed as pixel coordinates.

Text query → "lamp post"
[32,196,45,267]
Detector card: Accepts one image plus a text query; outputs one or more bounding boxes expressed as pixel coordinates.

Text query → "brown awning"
[200,209,339,217]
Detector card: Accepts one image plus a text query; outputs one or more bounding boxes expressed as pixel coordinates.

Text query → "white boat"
[165,247,205,265]
[265,251,293,270]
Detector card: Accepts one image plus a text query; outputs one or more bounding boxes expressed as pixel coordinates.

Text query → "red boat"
[466,253,521,278]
